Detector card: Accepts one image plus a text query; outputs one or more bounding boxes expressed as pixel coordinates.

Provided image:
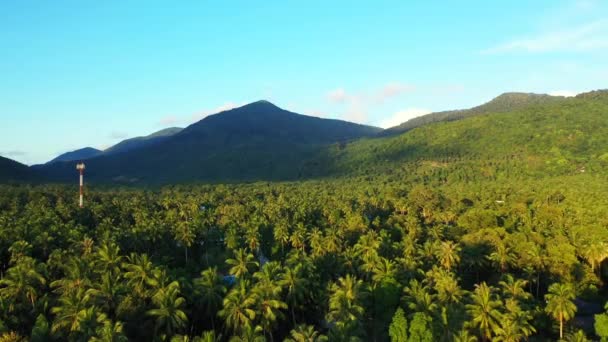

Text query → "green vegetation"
[1,90,608,340]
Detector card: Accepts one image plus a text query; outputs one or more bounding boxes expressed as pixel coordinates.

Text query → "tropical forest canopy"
[1,90,608,341]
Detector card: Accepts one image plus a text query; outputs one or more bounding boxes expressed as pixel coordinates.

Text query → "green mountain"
[35,101,382,183]
[0,156,31,182]
[47,147,102,164]
[104,127,183,155]
[7,91,608,184]
[318,90,608,180]
[382,92,566,136]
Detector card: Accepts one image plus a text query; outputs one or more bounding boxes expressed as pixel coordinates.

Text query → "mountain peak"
[241,100,280,110]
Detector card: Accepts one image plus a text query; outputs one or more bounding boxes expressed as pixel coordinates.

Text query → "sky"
[1,0,607,165]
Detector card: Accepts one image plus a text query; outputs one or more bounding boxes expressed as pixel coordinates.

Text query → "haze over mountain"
[34,100,381,183]
[2,90,606,184]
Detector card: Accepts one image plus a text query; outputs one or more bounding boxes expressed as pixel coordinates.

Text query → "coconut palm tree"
[284,324,328,342]
[146,281,188,338]
[436,241,461,271]
[0,257,46,311]
[194,267,226,330]
[95,242,123,277]
[50,289,89,336]
[465,282,502,341]
[219,281,257,336]
[280,264,308,325]
[226,249,259,279]
[122,253,159,298]
[326,275,365,329]
[545,282,577,339]
[228,325,265,342]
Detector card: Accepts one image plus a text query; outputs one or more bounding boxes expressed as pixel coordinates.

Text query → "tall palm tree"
[95,242,123,277]
[326,275,365,330]
[194,267,226,330]
[499,275,531,302]
[0,257,46,311]
[90,320,128,342]
[436,241,461,271]
[253,263,287,342]
[122,253,159,298]
[85,273,125,319]
[226,249,259,279]
[219,281,257,336]
[284,324,328,342]
[584,241,608,276]
[280,264,308,325]
[228,325,265,342]
[545,282,577,339]
[50,289,89,336]
[466,282,502,341]
[402,279,437,315]
[146,281,188,339]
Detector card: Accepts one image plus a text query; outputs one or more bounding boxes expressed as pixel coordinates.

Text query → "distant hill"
[382,92,566,136]
[320,90,608,179]
[47,147,102,164]
[0,156,31,182]
[104,127,183,155]
[35,101,382,183]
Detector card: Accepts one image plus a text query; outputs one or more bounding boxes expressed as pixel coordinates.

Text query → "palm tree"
[583,241,608,276]
[123,253,159,298]
[326,275,365,329]
[465,282,502,341]
[228,325,265,342]
[284,324,328,342]
[226,249,259,279]
[545,282,577,339]
[219,281,257,336]
[73,307,109,341]
[498,275,531,302]
[273,222,290,256]
[194,267,226,330]
[90,320,128,342]
[85,272,125,319]
[279,264,308,325]
[487,242,513,274]
[0,257,46,310]
[402,279,437,315]
[146,281,188,338]
[95,242,123,277]
[436,241,461,271]
[452,329,478,342]
[50,257,93,296]
[253,263,287,341]
[50,289,89,336]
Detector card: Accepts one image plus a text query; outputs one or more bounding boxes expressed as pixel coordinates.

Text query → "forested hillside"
[0,156,31,182]
[1,91,608,341]
[34,101,381,183]
[381,92,566,136]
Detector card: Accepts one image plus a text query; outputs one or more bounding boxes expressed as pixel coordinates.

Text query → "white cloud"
[158,115,179,127]
[482,19,608,54]
[326,83,416,124]
[326,88,349,103]
[375,82,415,103]
[548,90,579,97]
[377,108,431,129]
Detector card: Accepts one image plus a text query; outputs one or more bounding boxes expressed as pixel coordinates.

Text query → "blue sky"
[1,0,607,164]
